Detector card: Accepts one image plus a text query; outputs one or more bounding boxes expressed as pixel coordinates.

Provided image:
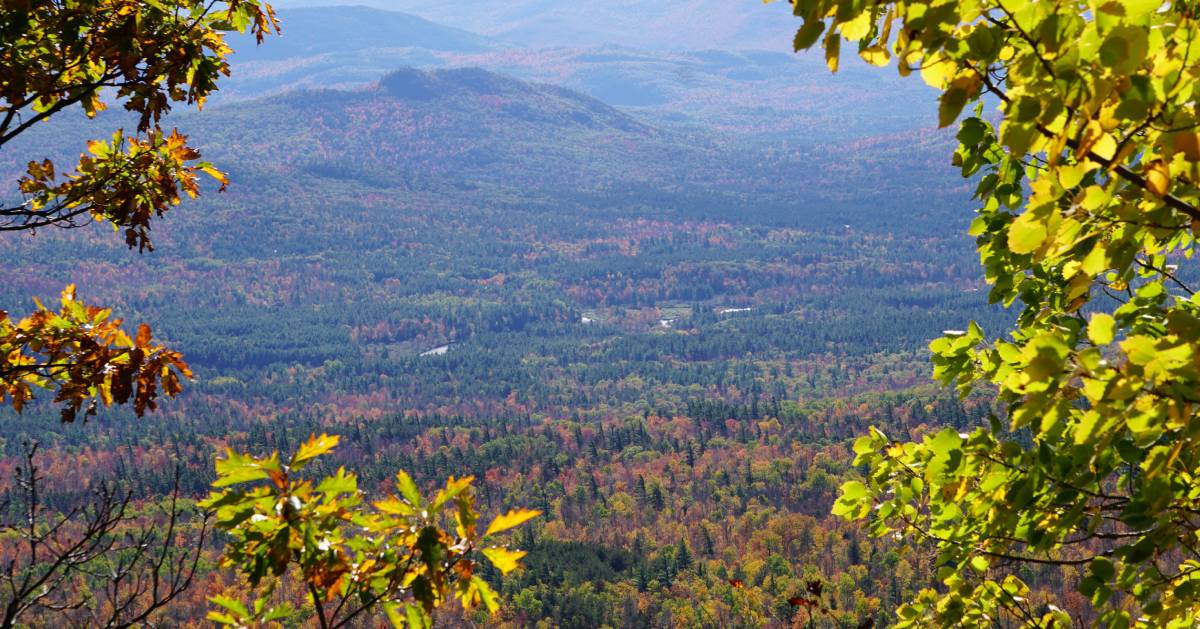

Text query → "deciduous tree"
[0,442,206,629]
[783,0,1200,626]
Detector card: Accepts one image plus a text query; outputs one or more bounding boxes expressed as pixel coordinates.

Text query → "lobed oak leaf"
[483,508,541,537]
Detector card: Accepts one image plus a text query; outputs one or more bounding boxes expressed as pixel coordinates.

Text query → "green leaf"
[471,575,500,613]
[430,475,473,511]
[208,595,250,620]
[395,469,423,508]
[1090,557,1115,582]
[839,480,868,501]
[213,449,281,487]
[1101,26,1149,75]
[1121,335,1158,365]
[385,603,429,629]
[833,480,870,518]
[792,20,825,51]
[406,603,431,628]
[939,86,969,129]
[315,467,357,498]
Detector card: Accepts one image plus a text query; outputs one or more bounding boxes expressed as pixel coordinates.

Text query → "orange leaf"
[135,323,153,348]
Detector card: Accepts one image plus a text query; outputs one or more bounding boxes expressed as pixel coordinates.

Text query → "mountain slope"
[197,67,667,195]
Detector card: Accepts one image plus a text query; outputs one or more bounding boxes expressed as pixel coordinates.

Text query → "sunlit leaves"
[0,285,191,419]
[1006,209,1048,254]
[830,480,868,518]
[213,450,282,487]
[394,469,423,508]
[483,508,542,537]
[290,433,339,470]
[782,0,1200,625]
[15,128,226,252]
[201,436,536,627]
[1088,313,1116,345]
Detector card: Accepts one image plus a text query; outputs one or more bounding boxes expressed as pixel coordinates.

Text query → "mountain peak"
[374,67,649,133]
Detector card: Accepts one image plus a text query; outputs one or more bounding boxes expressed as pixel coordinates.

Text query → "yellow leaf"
[291,433,340,469]
[1081,243,1108,276]
[374,497,416,516]
[1092,133,1117,162]
[200,164,229,189]
[481,547,527,575]
[839,12,872,41]
[484,508,541,537]
[1057,163,1088,189]
[920,53,956,89]
[430,475,474,510]
[1145,159,1170,197]
[1089,313,1116,345]
[824,32,840,73]
[469,575,500,613]
[1079,185,1110,211]
[1008,212,1048,254]
[860,46,890,66]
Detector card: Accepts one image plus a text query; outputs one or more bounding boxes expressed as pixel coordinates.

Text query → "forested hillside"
[12,0,1187,626]
[0,54,999,625]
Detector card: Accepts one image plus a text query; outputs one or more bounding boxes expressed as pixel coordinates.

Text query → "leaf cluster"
[199,433,539,628]
[0,284,191,420]
[0,0,275,247]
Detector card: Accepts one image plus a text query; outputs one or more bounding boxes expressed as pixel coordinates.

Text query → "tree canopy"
[790,0,1200,626]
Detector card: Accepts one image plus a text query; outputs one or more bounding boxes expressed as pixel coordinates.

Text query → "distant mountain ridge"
[218,6,494,99]
[218,6,936,144]
[231,6,491,59]
[268,0,799,51]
